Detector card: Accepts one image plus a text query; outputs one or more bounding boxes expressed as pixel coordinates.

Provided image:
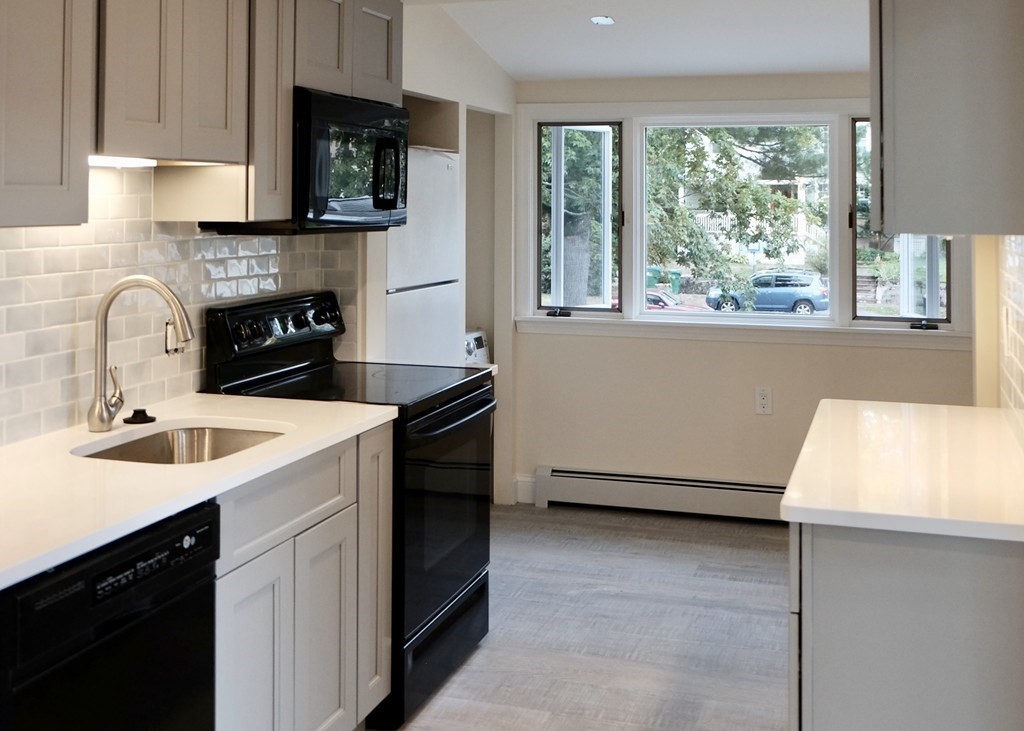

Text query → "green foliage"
[644,125,828,285]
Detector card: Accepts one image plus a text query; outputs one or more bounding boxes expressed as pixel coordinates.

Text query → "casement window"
[852,118,951,323]
[520,100,970,342]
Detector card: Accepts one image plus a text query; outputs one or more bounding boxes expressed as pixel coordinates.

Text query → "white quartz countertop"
[782,399,1024,541]
[0,393,396,591]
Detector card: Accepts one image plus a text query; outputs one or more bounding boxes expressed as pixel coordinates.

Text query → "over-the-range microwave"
[201,86,408,235]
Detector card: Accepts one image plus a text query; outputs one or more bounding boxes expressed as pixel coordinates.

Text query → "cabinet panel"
[216,540,296,731]
[99,0,183,159]
[294,0,353,96]
[351,0,402,106]
[0,0,94,226]
[801,524,1024,729]
[357,423,393,719]
[181,0,248,162]
[873,0,1024,234]
[248,0,295,217]
[217,439,358,575]
[294,506,359,731]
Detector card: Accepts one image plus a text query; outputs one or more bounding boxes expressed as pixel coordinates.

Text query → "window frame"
[514,99,972,351]
[535,121,624,313]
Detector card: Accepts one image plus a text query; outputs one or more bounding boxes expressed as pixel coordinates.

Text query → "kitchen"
[0,0,1022,728]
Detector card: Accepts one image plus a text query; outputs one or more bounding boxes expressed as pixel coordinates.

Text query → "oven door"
[402,385,495,638]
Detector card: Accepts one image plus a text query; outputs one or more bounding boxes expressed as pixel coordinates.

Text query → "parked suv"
[706,271,829,314]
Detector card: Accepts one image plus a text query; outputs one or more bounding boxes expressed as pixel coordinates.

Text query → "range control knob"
[232,320,251,343]
[291,311,309,330]
[311,306,334,326]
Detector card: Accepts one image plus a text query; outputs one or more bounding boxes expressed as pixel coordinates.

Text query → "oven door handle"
[406,397,496,445]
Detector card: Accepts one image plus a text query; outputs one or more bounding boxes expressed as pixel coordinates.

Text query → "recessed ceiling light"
[590,15,615,26]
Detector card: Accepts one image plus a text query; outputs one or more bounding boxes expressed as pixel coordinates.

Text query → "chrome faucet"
[88,275,195,432]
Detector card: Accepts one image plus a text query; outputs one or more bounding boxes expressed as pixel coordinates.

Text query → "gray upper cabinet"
[295,0,403,106]
[871,0,1024,235]
[99,0,248,163]
[0,0,95,227]
[154,0,294,221]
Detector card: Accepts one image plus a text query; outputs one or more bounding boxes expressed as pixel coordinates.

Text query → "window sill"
[515,315,972,351]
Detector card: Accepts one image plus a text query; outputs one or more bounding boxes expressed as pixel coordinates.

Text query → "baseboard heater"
[534,467,784,521]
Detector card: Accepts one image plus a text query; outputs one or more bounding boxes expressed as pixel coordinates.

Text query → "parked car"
[706,271,829,314]
[645,289,688,310]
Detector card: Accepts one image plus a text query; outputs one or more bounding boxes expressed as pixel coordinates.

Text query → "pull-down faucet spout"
[87,275,195,432]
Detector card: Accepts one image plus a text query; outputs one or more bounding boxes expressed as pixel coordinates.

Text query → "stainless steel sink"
[82,426,284,464]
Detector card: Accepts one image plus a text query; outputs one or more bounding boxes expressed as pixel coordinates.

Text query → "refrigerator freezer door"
[386,282,465,366]
[387,148,461,291]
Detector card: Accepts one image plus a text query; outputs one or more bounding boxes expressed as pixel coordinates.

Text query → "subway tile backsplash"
[1001,234,1024,447]
[0,168,360,446]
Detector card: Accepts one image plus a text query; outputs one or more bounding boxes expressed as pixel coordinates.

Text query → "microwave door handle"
[372,138,399,211]
[311,120,331,218]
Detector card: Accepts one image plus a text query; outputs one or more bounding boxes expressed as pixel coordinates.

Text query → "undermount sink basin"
[81,426,284,464]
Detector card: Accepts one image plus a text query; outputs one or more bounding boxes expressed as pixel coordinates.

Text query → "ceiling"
[404,0,870,82]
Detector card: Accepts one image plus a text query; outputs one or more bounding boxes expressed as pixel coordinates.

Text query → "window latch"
[545,308,571,317]
[909,320,938,330]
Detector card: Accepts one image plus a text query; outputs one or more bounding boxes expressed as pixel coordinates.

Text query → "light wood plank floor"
[403,504,789,730]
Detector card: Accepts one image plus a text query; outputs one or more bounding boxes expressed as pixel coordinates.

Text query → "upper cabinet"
[295,0,403,107]
[871,0,1024,235]
[99,0,248,163]
[154,0,294,221]
[0,0,95,226]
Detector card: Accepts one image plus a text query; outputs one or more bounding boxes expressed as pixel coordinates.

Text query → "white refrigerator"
[385,147,465,365]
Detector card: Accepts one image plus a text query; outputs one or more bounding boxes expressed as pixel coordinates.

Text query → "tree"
[646,125,828,289]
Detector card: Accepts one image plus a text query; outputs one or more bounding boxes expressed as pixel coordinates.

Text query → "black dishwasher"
[0,502,219,731]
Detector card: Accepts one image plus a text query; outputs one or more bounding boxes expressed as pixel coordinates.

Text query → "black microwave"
[201,87,408,235]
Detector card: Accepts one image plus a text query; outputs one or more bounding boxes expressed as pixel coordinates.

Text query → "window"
[537,123,622,310]
[644,124,830,316]
[521,102,968,337]
[853,119,950,322]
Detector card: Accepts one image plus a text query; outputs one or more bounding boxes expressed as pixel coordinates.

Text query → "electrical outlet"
[755,387,773,415]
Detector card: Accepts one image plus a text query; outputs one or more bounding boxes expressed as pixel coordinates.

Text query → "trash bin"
[667,269,682,294]
[646,266,662,288]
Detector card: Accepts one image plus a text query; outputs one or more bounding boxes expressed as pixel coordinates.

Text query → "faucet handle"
[108,365,124,413]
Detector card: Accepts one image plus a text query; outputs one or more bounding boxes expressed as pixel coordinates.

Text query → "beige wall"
[402,5,515,115]
[515,335,973,489]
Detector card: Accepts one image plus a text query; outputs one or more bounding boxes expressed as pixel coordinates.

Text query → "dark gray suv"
[706,271,829,314]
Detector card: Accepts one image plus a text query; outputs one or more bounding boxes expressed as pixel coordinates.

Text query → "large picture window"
[537,123,622,310]
[644,124,829,316]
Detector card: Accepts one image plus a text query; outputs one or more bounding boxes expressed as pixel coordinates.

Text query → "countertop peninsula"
[782,399,1024,540]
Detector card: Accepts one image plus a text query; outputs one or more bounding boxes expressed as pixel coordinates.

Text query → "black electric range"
[203,291,494,729]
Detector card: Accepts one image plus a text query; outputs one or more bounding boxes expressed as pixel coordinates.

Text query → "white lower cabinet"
[216,426,393,731]
[216,539,296,731]
[295,506,359,731]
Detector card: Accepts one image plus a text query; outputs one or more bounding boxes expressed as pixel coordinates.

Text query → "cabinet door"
[351,0,403,106]
[0,0,94,226]
[99,0,183,159]
[294,506,359,731]
[181,0,248,162]
[873,0,1024,234]
[357,423,393,720]
[249,0,295,218]
[216,540,296,731]
[294,0,354,96]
